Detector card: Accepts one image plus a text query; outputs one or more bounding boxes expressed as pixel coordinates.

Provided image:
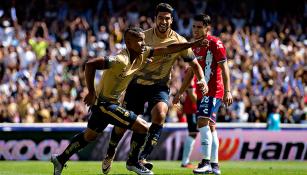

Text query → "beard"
[157,24,169,33]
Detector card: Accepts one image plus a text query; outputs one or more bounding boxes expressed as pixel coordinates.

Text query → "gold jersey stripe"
[99,106,130,126]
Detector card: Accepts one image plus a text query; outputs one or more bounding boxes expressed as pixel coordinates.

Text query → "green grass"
[0,161,306,175]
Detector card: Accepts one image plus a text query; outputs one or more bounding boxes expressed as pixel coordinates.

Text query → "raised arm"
[84,57,109,106]
[40,22,49,40]
[152,38,208,56]
[30,22,39,38]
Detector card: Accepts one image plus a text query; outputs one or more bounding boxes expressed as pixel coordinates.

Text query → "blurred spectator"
[267,105,281,131]
[0,0,305,124]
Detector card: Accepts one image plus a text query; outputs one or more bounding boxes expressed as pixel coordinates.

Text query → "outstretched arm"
[152,38,208,56]
[84,57,109,105]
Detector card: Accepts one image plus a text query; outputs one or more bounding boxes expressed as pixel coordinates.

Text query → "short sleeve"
[180,48,196,62]
[176,35,196,62]
[104,55,118,68]
[143,46,154,59]
[214,39,227,63]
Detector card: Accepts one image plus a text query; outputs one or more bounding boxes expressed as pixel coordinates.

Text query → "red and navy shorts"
[197,96,222,123]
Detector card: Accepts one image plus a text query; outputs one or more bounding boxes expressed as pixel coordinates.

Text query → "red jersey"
[193,76,203,101]
[183,72,197,114]
[192,34,227,99]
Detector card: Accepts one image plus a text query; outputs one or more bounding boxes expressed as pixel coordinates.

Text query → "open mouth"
[159,24,167,31]
[141,46,146,53]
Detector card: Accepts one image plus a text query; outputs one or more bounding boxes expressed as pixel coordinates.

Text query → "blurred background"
[0,0,306,124]
[0,0,306,163]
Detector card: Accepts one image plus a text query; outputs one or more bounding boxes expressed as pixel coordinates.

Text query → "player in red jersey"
[174,14,233,175]
[180,70,198,168]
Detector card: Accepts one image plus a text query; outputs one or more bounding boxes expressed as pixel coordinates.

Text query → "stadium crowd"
[0,0,306,124]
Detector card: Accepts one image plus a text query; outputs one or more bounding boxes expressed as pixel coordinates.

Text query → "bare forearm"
[84,63,96,93]
[84,58,106,93]
[165,42,194,54]
[187,89,197,103]
[153,41,197,56]
[178,68,194,95]
[190,59,205,81]
[221,61,231,92]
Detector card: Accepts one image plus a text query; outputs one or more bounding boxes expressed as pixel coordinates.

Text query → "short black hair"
[155,3,174,17]
[124,27,144,39]
[194,14,211,26]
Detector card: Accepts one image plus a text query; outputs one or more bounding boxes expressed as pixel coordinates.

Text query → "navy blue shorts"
[186,113,198,133]
[197,96,222,123]
[87,101,138,133]
[123,82,170,115]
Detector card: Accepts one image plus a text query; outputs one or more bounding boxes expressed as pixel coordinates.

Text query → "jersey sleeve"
[176,35,196,62]
[143,46,154,59]
[180,48,196,62]
[214,39,227,63]
[104,55,118,68]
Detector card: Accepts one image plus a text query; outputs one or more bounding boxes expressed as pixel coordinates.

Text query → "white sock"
[211,130,219,163]
[181,135,195,165]
[199,125,212,160]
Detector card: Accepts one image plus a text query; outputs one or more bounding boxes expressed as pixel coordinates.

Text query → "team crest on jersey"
[194,47,201,53]
[124,111,130,117]
[216,40,224,49]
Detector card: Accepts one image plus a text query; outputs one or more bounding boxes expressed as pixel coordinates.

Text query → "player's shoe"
[102,153,116,174]
[51,154,65,175]
[126,161,154,175]
[211,163,221,175]
[193,161,212,174]
[181,162,196,169]
[139,159,153,170]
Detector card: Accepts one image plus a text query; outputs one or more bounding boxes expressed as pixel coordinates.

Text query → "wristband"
[197,78,206,84]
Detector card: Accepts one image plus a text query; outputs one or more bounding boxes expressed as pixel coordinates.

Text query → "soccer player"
[180,75,198,168]
[173,14,233,175]
[50,27,207,175]
[102,3,208,174]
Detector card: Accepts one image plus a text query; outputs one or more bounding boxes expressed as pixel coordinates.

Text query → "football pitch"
[0,161,306,175]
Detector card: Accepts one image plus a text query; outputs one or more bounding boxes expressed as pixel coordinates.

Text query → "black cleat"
[126,161,153,175]
[139,159,154,170]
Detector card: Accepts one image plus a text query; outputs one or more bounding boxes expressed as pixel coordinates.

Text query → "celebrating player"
[51,27,207,175]
[102,3,208,174]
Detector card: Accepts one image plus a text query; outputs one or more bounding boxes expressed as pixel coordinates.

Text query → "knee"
[140,119,149,133]
[189,132,198,139]
[209,124,216,132]
[84,129,98,142]
[197,118,210,128]
[114,126,127,135]
[133,118,149,134]
[151,106,168,124]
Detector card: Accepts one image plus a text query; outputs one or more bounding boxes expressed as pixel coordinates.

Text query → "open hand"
[172,93,181,105]
[193,37,209,47]
[223,91,233,107]
[197,80,208,95]
[84,92,97,106]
